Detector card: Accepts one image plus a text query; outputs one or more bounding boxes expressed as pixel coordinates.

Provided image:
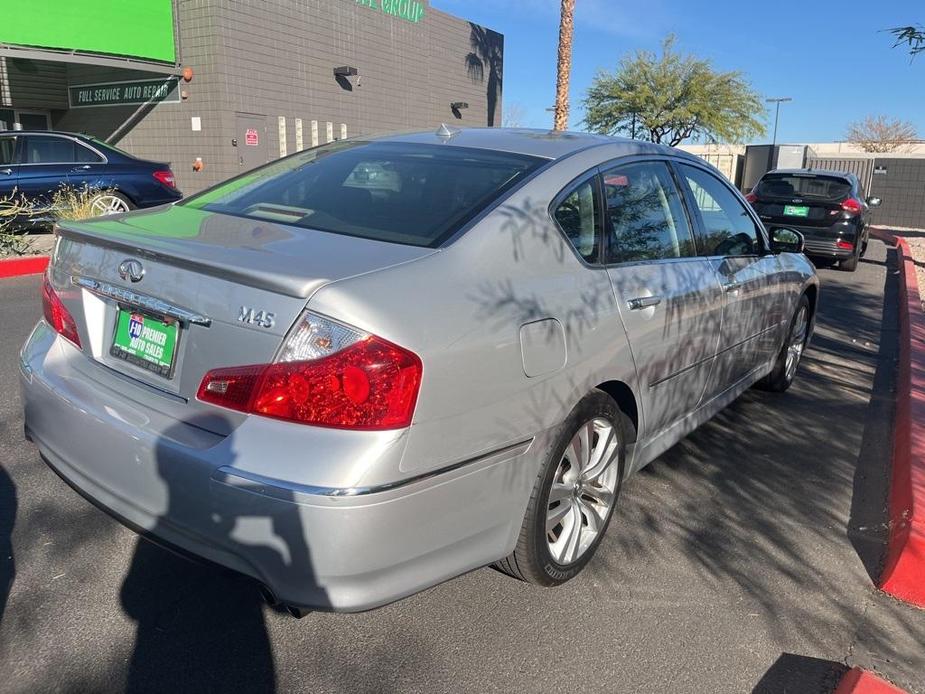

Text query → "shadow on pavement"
[752,653,847,694]
[0,464,15,624]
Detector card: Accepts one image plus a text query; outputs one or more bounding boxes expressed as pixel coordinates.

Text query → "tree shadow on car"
[121,416,329,693]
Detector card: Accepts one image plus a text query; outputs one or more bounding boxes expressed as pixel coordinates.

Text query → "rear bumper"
[766,219,863,259]
[20,322,532,612]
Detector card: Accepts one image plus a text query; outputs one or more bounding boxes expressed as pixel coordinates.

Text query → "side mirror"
[769,227,805,254]
[868,197,882,208]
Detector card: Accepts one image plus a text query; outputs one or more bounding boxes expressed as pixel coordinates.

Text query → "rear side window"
[183,141,544,248]
[602,161,695,264]
[23,136,75,164]
[75,143,104,163]
[680,164,762,257]
[755,174,852,200]
[553,178,601,263]
[0,137,15,165]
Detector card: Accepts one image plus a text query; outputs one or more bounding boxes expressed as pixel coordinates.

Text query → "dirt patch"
[0,230,55,259]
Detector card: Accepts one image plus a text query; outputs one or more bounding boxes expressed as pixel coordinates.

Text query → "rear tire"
[495,390,625,586]
[756,295,811,392]
[839,253,859,272]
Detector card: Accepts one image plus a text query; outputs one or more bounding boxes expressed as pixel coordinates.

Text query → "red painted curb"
[871,228,925,608]
[835,667,908,694]
[0,255,49,278]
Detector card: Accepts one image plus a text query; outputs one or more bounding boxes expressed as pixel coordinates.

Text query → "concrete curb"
[870,228,925,608]
[835,667,908,693]
[0,255,49,279]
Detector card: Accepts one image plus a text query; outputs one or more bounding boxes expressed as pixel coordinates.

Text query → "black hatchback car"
[746,169,880,272]
[0,130,182,216]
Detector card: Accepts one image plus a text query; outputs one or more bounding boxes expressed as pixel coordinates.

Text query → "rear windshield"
[182,141,545,247]
[755,174,852,200]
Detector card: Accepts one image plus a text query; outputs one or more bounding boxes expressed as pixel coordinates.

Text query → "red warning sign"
[245,128,259,146]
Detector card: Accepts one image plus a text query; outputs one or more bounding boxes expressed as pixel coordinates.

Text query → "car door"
[600,159,725,438]
[66,140,108,190]
[17,134,78,204]
[0,134,19,197]
[676,162,784,396]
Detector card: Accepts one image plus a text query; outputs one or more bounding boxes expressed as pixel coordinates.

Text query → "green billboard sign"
[0,0,176,63]
[356,0,426,24]
[68,77,180,108]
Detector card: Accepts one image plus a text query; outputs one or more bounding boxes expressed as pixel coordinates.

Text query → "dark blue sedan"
[0,130,181,215]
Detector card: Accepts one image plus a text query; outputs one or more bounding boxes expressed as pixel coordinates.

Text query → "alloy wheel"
[90,195,130,216]
[785,305,808,381]
[546,417,620,565]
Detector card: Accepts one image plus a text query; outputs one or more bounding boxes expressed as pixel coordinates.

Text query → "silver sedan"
[20,128,818,613]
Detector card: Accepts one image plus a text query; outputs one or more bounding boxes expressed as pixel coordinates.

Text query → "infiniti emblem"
[118,259,145,283]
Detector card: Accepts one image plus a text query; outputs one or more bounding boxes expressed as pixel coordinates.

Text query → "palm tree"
[553,0,576,131]
[466,24,504,127]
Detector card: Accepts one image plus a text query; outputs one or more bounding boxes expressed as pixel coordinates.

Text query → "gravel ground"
[901,232,925,309]
[0,230,55,258]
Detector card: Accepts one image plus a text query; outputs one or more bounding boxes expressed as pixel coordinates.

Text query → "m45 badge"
[238,307,276,329]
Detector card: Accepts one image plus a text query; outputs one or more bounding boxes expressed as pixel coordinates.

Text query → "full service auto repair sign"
[68,77,180,108]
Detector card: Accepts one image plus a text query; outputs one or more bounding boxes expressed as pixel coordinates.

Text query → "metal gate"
[805,156,875,192]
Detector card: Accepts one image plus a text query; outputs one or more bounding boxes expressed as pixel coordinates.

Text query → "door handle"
[0,168,12,176]
[722,281,742,293]
[71,165,92,171]
[627,296,662,310]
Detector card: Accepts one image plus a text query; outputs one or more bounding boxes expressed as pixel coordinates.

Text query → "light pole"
[765,97,792,146]
[765,97,792,175]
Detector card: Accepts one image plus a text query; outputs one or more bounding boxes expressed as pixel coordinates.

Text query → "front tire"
[756,295,811,392]
[495,390,625,586]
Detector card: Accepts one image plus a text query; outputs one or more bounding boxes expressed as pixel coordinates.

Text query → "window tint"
[75,143,103,163]
[24,136,76,164]
[755,173,852,201]
[680,164,762,257]
[602,161,695,263]
[553,178,601,262]
[183,141,544,248]
[0,137,16,165]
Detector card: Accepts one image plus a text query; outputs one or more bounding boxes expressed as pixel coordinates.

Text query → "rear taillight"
[836,239,855,250]
[744,191,758,204]
[841,198,863,215]
[153,169,176,189]
[42,274,81,348]
[198,312,422,430]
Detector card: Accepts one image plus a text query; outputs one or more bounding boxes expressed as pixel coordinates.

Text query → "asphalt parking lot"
[1,239,924,694]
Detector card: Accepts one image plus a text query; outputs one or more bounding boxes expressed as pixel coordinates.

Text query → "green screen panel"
[1,0,176,63]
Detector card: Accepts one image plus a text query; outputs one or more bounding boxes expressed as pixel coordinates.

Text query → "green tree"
[583,36,766,145]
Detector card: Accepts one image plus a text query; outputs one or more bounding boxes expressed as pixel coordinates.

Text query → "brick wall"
[869,158,925,229]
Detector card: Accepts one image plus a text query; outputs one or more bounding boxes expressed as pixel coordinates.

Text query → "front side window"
[183,141,544,248]
[23,136,75,165]
[680,164,762,257]
[553,177,601,263]
[602,161,695,264]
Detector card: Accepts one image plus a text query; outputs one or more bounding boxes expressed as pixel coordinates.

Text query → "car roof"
[371,126,697,162]
[767,168,854,180]
[0,130,90,139]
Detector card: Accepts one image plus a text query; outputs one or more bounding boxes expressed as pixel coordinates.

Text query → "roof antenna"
[436,123,460,140]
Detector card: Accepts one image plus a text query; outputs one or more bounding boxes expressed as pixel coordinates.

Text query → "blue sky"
[432,0,924,144]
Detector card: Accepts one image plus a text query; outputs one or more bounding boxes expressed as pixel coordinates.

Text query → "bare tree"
[553,0,576,131]
[503,102,527,128]
[845,115,919,153]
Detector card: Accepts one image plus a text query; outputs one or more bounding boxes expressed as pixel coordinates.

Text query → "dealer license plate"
[783,205,809,217]
[110,309,179,379]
